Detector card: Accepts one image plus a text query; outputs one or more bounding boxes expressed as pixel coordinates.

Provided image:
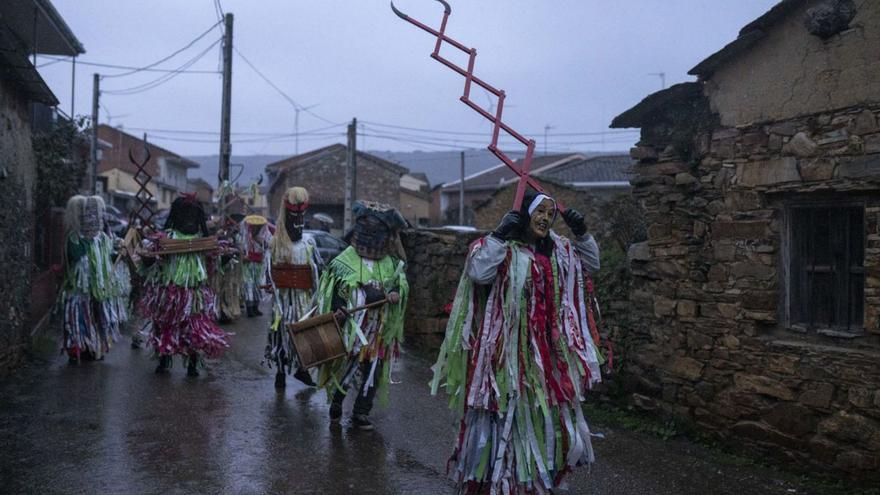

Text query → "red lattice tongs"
[391,0,564,211]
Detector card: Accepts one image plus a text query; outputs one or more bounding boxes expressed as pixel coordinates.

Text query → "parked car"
[151,208,170,229]
[303,229,347,264]
[104,204,129,237]
[439,225,478,232]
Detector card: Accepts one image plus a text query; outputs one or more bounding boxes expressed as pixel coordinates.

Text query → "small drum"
[288,312,347,369]
[272,263,313,290]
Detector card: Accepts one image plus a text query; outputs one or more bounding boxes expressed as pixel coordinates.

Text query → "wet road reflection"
[0,312,833,494]
[0,313,453,494]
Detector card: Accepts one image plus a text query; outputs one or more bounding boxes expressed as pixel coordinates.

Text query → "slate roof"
[539,154,634,184]
[441,153,585,192]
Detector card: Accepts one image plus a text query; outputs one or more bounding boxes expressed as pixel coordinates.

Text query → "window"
[788,205,864,332]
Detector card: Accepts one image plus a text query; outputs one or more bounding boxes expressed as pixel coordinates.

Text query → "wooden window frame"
[781,199,866,337]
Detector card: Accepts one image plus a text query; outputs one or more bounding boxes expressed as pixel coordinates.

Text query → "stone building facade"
[267,144,408,234]
[0,75,40,374]
[98,125,200,212]
[611,0,880,478]
[0,0,84,375]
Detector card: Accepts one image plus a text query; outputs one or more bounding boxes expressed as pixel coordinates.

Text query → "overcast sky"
[41,0,779,157]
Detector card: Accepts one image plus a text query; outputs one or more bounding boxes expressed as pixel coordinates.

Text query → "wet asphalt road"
[0,311,834,495]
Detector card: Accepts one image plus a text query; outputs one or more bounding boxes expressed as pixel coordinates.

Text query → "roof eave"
[34,0,85,55]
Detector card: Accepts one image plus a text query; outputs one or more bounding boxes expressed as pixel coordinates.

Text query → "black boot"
[187,354,200,377]
[293,368,317,387]
[155,355,171,374]
[275,371,286,389]
[245,303,255,318]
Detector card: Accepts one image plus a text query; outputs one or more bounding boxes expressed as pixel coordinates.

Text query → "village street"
[0,312,834,495]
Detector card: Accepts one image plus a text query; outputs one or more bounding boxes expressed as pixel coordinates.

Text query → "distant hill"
[370,149,528,188]
[187,149,613,189]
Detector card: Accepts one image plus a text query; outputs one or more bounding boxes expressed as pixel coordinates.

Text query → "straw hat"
[244,214,268,226]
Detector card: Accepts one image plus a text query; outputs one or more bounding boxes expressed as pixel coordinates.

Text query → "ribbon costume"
[60,195,124,362]
[265,187,322,388]
[139,194,231,376]
[316,201,408,430]
[431,192,603,494]
[213,197,244,324]
[240,214,271,317]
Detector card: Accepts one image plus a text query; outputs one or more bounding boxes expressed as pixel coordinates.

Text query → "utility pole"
[543,124,554,156]
[648,71,666,90]
[459,151,465,225]
[71,56,76,117]
[344,117,358,231]
[89,73,99,194]
[218,13,234,188]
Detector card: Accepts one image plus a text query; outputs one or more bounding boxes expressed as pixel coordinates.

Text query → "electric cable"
[102,20,222,78]
[103,38,221,95]
[233,47,340,126]
[37,56,220,74]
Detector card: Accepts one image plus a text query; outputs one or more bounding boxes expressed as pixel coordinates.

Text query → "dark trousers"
[332,360,380,416]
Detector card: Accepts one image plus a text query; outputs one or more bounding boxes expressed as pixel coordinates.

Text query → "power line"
[102,20,222,78]
[233,47,339,126]
[38,56,220,74]
[147,131,345,144]
[123,122,345,136]
[212,0,224,23]
[103,38,222,95]
[35,57,65,68]
[362,125,636,148]
[361,119,639,138]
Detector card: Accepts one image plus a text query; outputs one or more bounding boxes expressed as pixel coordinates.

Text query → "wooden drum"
[288,313,347,369]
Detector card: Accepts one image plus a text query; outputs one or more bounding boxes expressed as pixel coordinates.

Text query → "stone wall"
[623,102,880,478]
[0,78,37,375]
[400,228,483,349]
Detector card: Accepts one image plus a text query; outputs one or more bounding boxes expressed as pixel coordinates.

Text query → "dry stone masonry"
[612,0,880,479]
[620,96,880,479]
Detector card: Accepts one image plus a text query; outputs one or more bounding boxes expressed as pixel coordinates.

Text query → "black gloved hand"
[492,210,527,241]
[562,208,587,237]
[362,284,386,304]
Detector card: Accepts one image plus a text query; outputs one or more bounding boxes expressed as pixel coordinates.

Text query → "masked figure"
[139,194,231,376]
[265,187,323,389]
[213,207,244,324]
[316,201,408,431]
[431,191,603,494]
[240,215,272,317]
[60,195,123,362]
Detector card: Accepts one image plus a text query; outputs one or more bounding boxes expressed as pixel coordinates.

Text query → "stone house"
[473,154,634,235]
[266,144,408,235]
[97,125,200,213]
[610,0,880,478]
[400,172,431,228]
[0,0,84,374]
[437,153,585,225]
